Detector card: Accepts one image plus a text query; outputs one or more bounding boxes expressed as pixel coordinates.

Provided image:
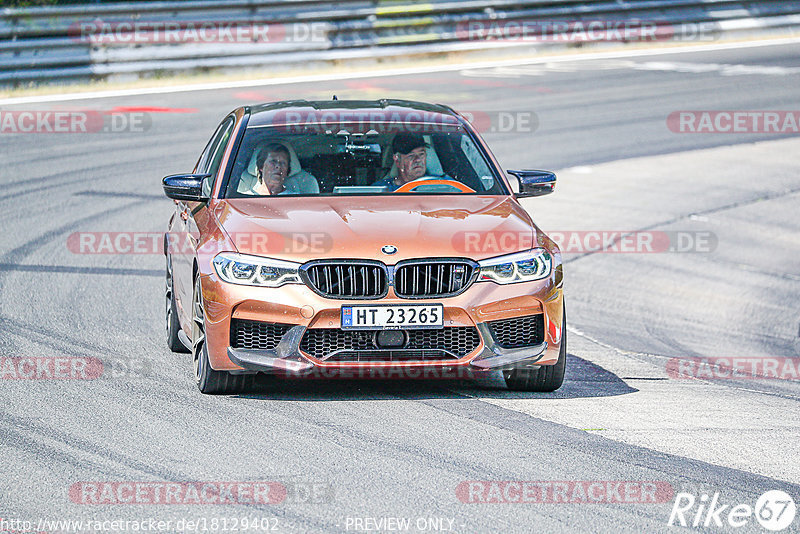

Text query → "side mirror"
[507,170,556,198]
[162,174,211,201]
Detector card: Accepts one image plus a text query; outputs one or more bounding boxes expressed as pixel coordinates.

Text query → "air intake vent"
[300,326,481,361]
[230,319,292,350]
[487,315,545,348]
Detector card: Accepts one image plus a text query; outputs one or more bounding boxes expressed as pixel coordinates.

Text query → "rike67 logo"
[669,490,796,531]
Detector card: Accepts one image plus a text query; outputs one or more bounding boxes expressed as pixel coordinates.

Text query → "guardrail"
[2,0,800,86]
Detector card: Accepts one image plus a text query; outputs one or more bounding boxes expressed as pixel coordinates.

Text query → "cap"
[392,133,429,155]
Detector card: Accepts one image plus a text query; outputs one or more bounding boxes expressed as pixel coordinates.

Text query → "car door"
[173,115,236,327]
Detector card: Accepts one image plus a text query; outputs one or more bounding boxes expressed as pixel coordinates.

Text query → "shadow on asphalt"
[237,354,637,401]
[466,354,639,400]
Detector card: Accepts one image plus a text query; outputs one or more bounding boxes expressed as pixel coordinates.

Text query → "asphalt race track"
[1,41,799,533]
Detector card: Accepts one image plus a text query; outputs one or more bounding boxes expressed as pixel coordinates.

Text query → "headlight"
[478,248,552,284]
[212,252,302,287]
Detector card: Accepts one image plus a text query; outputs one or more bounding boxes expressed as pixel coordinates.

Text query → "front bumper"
[226,323,548,376]
[198,272,563,374]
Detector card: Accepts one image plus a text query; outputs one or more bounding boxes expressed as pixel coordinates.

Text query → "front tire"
[503,307,567,392]
[192,275,254,394]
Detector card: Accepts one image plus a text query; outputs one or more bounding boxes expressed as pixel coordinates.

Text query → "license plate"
[341,304,444,330]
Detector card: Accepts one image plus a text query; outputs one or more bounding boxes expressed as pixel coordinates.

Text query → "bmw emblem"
[381,245,398,255]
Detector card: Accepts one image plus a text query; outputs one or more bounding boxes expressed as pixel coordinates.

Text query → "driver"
[372,133,435,191]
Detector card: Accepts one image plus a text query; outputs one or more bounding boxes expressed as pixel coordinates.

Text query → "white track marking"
[463,59,800,77]
[1,37,799,106]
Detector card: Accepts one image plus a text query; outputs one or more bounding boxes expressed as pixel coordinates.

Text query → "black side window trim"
[218,113,250,199]
[199,115,236,197]
[198,115,236,172]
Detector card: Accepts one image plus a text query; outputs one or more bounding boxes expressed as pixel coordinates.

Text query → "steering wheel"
[394,178,475,193]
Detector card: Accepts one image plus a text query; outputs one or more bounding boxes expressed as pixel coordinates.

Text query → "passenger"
[241,143,319,196]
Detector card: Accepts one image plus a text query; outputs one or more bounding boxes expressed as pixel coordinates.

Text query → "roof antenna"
[332,95,338,100]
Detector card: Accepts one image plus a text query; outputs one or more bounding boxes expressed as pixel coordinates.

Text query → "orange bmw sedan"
[162,100,565,394]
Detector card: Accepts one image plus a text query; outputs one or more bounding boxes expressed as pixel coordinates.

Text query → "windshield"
[224,123,508,197]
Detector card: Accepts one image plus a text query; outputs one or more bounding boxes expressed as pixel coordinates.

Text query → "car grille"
[299,326,481,361]
[487,314,545,348]
[300,259,478,299]
[393,260,476,298]
[302,262,387,299]
[230,319,292,350]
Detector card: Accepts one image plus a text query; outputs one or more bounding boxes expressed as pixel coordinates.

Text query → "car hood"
[213,195,539,262]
